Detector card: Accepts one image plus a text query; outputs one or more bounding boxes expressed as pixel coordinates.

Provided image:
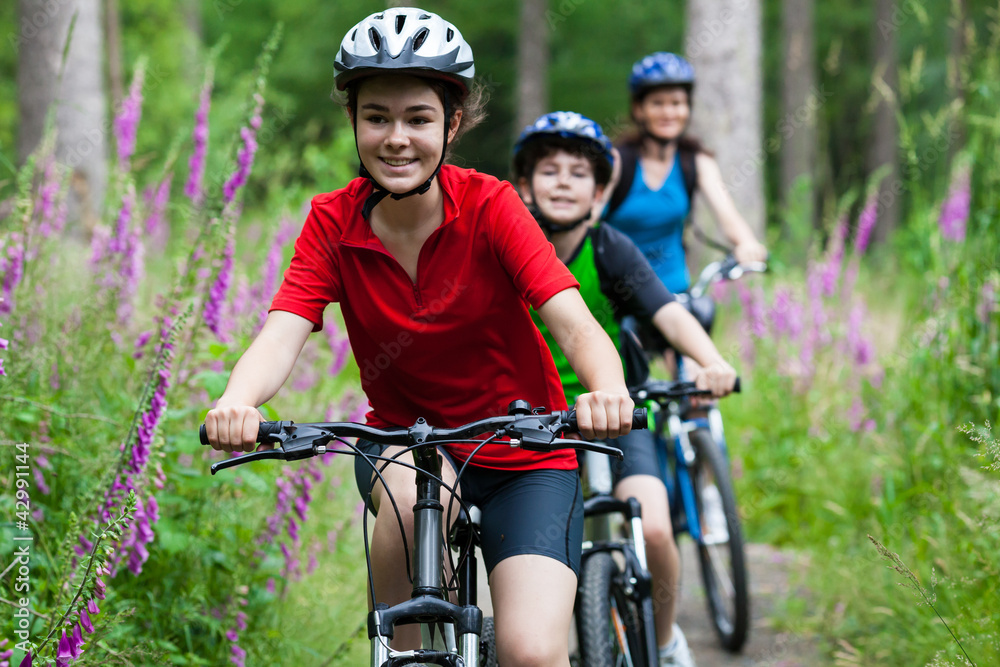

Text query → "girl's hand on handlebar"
[573,390,634,440]
[694,360,738,401]
[733,240,768,264]
[203,404,267,453]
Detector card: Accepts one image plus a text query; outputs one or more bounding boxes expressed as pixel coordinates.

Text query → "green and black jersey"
[531,223,675,404]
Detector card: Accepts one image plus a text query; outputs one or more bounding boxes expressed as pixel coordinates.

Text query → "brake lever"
[210,425,335,475]
[505,414,560,448]
[211,448,286,475]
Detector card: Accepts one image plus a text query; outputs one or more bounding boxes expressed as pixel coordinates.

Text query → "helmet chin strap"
[639,124,676,160]
[355,89,453,220]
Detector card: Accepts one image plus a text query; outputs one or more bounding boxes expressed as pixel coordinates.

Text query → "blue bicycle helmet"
[628,52,695,97]
[512,111,613,182]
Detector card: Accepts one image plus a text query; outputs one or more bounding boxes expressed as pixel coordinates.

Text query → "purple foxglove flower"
[71,623,84,659]
[854,196,878,255]
[57,630,72,661]
[230,644,247,667]
[223,94,265,205]
[18,653,32,667]
[32,466,50,495]
[145,176,172,241]
[226,629,238,642]
[87,598,100,616]
[204,236,235,339]
[114,66,146,168]
[0,337,7,349]
[185,83,212,206]
[266,578,276,594]
[939,167,970,243]
[236,611,248,631]
[80,609,94,634]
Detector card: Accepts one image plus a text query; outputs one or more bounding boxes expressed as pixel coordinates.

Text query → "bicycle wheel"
[689,428,749,651]
[481,616,498,667]
[577,551,649,667]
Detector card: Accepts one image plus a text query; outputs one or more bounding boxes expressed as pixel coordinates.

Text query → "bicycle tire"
[481,616,498,667]
[577,551,650,667]
[689,428,749,651]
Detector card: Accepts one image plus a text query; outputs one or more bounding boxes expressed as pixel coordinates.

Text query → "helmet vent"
[350,28,357,42]
[419,13,431,20]
[395,14,406,34]
[413,27,429,51]
[368,27,382,51]
[446,27,454,41]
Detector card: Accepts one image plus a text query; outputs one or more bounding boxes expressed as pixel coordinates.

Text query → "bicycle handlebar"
[200,401,647,475]
[630,378,741,403]
[688,254,768,300]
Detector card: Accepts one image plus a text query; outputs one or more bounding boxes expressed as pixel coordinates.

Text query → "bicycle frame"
[368,444,484,667]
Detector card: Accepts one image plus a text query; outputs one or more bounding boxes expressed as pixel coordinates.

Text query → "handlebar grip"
[734,377,741,393]
[256,421,283,442]
[563,408,648,432]
[199,420,286,446]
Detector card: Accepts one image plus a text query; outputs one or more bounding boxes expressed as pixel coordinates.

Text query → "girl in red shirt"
[203,8,634,665]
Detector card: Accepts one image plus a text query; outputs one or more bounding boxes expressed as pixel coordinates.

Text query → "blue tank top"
[605,153,691,292]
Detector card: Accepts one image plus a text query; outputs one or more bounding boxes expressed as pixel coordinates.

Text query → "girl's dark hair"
[335,75,489,154]
[512,135,613,187]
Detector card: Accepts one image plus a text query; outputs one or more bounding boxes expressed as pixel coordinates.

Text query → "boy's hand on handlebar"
[694,360,738,401]
[203,404,268,453]
[734,240,768,264]
[573,390,634,440]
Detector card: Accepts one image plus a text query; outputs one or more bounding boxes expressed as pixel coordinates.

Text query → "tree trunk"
[17,0,108,228]
[515,0,549,136]
[105,0,124,109]
[780,0,818,243]
[685,0,765,270]
[869,0,900,243]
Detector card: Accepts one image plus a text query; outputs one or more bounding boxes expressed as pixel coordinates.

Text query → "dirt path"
[676,542,823,666]
[474,541,823,665]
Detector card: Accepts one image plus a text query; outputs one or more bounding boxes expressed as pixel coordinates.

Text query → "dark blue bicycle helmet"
[513,111,613,182]
[628,52,695,97]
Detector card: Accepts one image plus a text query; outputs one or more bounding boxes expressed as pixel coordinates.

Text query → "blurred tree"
[106,0,124,107]
[869,0,900,242]
[685,0,765,266]
[17,0,108,227]
[780,0,818,242]
[515,0,549,135]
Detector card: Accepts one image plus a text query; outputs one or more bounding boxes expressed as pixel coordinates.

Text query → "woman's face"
[354,74,461,194]
[632,87,691,141]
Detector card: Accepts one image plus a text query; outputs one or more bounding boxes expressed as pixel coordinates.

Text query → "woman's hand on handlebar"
[203,403,267,453]
[733,239,768,264]
[573,390,635,440]
[693,359,738,401]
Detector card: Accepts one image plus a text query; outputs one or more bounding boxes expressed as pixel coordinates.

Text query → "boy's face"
[521,150,604,226]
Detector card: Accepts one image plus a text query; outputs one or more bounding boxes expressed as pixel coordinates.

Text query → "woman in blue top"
[605,52,767,294]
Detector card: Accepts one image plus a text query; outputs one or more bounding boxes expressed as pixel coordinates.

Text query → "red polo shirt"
[271,165,580,470]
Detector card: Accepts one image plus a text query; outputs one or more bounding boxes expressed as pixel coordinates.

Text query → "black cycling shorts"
[353,441,584,576]
[608,427,662,483]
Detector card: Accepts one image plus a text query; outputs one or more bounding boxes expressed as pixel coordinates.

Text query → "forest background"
[0,0,998,666]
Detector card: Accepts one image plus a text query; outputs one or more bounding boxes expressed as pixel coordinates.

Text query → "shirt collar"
[340,165,460,249]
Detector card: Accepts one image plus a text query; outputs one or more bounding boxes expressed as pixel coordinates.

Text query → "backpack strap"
[678,146,698,206]
[605,143,639,219]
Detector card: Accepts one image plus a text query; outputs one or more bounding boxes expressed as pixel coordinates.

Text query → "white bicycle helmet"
[334,8,475,96]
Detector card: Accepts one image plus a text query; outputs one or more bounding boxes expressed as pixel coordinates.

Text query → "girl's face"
[354,74,461,194]
[632,87,691,141]
[522,150,603,226]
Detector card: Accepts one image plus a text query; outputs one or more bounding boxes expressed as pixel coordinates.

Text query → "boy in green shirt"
[513,112,739,667]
